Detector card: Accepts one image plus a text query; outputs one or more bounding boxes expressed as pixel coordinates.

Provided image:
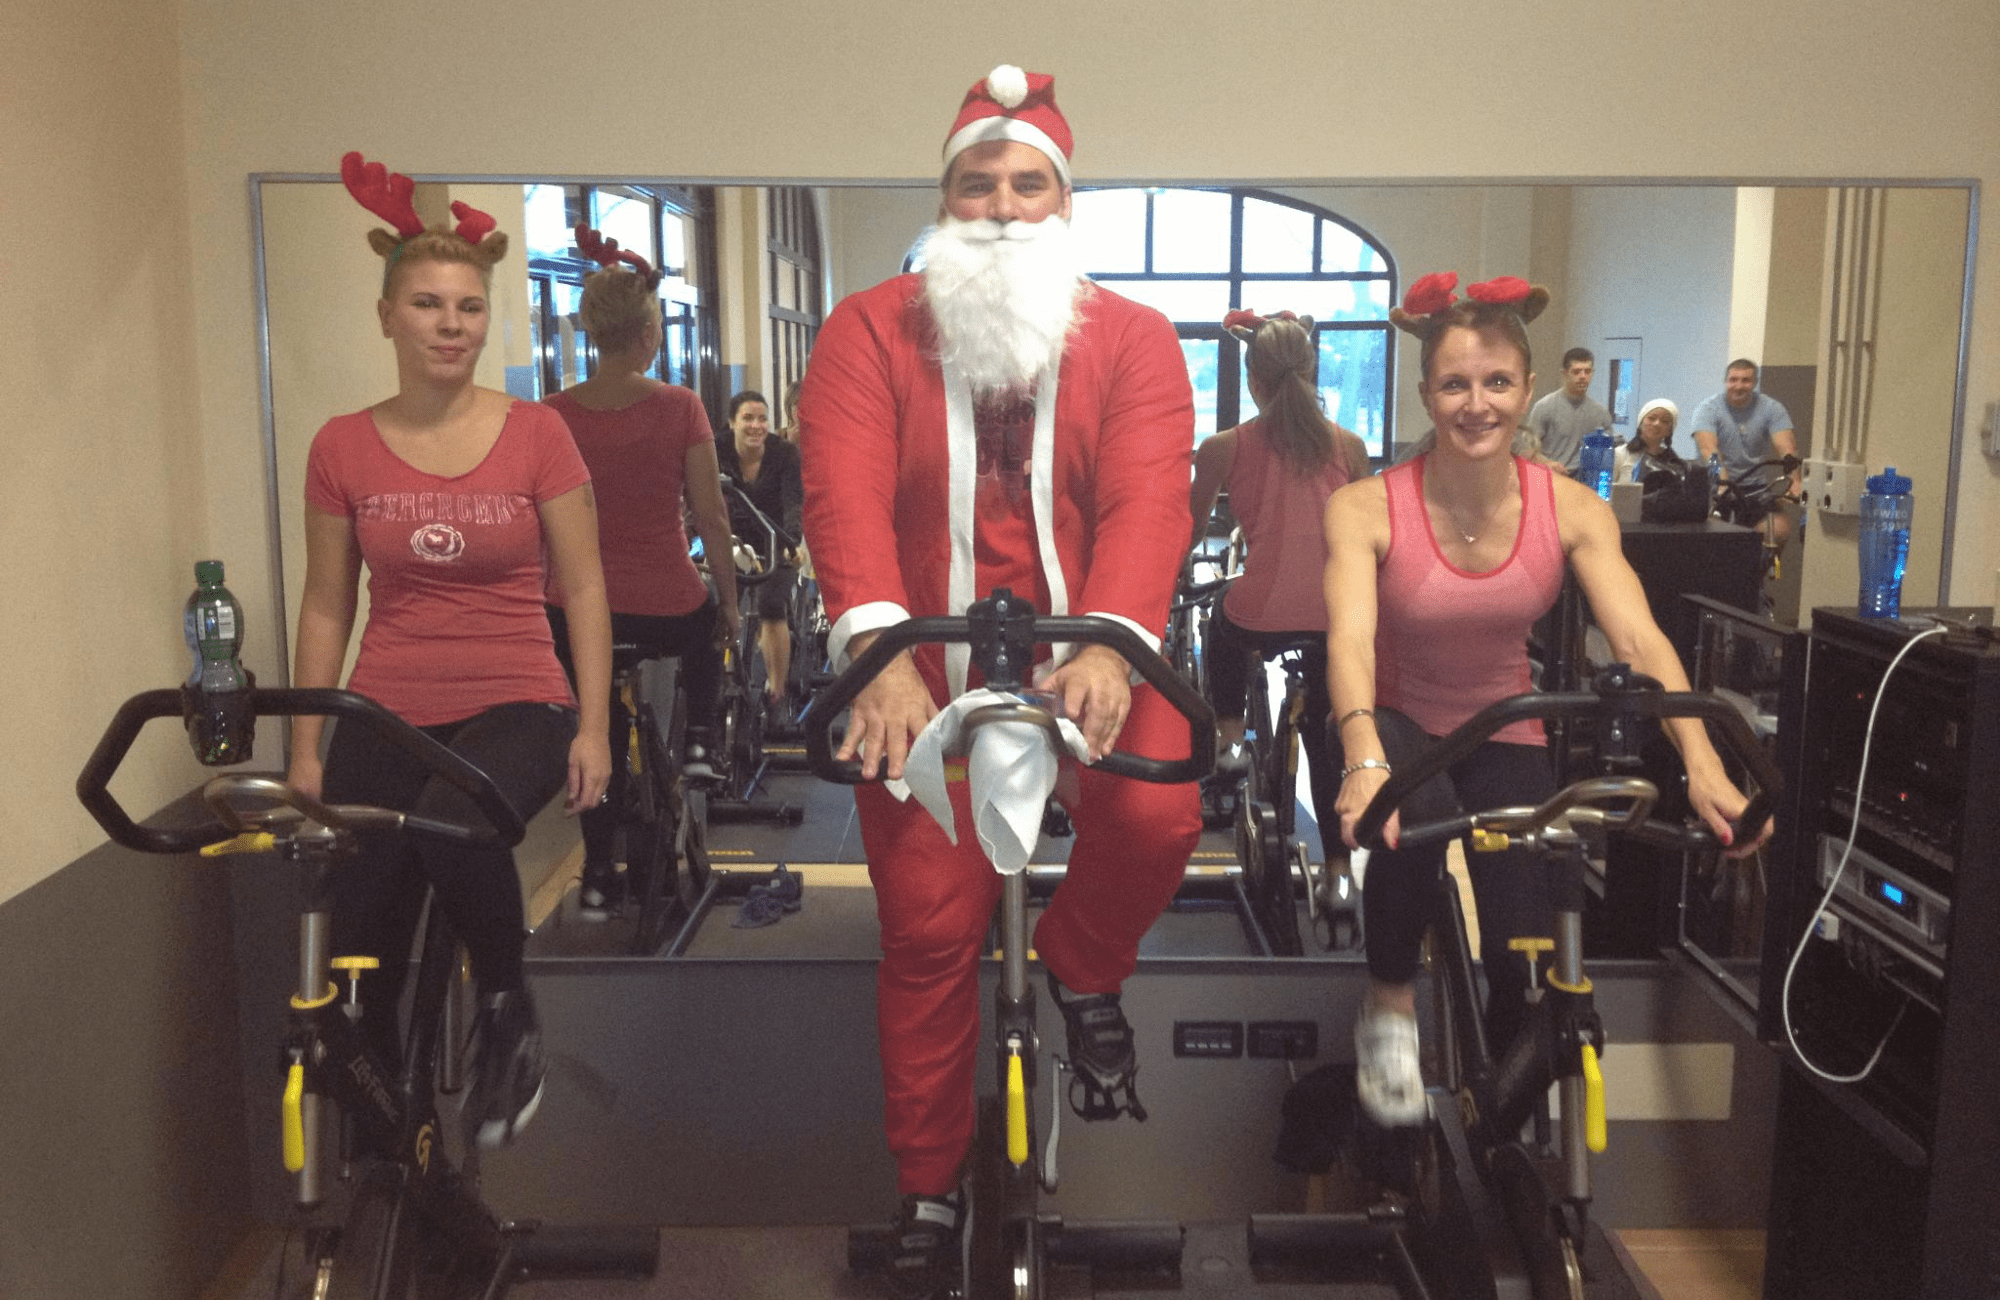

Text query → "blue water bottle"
[1706,453,1722,516]
[1580,427,1615,501]
[1857,468,1913,620]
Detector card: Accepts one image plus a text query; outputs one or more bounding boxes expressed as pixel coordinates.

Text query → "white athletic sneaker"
[1354,1006,1426,1126]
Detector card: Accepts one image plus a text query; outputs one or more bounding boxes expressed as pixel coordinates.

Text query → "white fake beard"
[921,215,1086,400]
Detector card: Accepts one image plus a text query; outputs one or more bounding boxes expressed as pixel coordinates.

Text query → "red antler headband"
[1390,271,1549,336]
[340,151,501,247]
[574,223,661,288]
[1222,308,1310,342]
[341,151,422,239]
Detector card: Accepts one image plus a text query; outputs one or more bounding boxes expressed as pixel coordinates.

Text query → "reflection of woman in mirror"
[1187,310,1368,832]
[714,390,803,726]
[1613,397,1684,482]
[1322,271,1768,1128]
[776,377,805,444]
[286,152,612,1149]
[543,224,740,916]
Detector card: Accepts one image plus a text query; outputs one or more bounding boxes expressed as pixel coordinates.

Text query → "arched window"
[1069,188,1396,456]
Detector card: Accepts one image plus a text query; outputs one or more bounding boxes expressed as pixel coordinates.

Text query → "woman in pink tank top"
[1321,273,1770,1128]
[1189,311,1368,840]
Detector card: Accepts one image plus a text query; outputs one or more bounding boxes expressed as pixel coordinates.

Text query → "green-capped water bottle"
[183,559,255,764]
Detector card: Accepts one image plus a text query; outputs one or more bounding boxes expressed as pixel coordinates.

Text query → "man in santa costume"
[799,63,1201,1299]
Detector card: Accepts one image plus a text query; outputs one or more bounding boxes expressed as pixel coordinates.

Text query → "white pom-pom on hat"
[985,64,1029,108]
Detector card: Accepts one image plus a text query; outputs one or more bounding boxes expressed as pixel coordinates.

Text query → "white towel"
[893,689,1091,874]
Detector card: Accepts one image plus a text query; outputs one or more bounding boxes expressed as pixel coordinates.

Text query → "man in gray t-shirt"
[1690,358,1802,546]
[1523,347,1614,472]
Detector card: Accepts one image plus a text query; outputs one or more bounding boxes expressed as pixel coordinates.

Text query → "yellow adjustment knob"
[1469,828,1512,852]
[1006,1052,1029,1167]
[1508,938,1554,955]
[330,956,381,972]
[282,1062,306,1172]
[1581,1043,1608,1153]
[201,832,276,857]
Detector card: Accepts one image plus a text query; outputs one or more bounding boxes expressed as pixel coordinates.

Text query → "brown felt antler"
[574,223,659,284]
[340,151,424,239]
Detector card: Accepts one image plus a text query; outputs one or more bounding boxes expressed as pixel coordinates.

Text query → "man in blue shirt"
[1690,358,1802,547]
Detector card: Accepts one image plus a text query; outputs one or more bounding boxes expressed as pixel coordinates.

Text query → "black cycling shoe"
[885,1190,964,1300]
[1047,969,1148,1121]
[468,988,546,1149]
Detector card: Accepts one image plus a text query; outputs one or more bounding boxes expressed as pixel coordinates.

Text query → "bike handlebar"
[805,598,1215,786]
[1352,679,1780,854]
[77,687,526,855]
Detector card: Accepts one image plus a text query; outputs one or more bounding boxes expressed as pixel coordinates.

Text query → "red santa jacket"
[798,272,1194,695]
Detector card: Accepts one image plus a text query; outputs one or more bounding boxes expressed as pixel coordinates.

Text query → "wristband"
[1340,758,1392,779]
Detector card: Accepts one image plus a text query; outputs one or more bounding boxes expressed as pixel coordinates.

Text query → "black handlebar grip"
[76,687,525,855]
[76,690,235,854]
[1351,686,1785,853]
[805,613,1214,786]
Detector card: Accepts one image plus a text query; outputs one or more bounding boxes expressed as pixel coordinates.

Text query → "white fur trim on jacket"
[828,601,911,674]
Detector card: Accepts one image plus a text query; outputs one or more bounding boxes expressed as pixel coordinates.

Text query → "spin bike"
[809,588,1213,1300]
[1248,665,1780,1299]
[708,475,804,826]
[77,685,659,1298]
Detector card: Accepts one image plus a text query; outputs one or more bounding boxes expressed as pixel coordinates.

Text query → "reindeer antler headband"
[574,223,663,289]
[1221,308,1316,343]
[1388,271,1549,338]
[340,150,507,275]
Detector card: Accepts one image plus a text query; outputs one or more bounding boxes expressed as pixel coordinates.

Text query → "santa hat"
[942,64,1073,186]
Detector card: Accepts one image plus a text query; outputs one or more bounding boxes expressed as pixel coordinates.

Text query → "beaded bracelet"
[1340,758,1392,779]
[1336,708,1375,730]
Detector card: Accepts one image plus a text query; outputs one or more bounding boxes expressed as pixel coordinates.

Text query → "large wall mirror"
[253,175,1976,686]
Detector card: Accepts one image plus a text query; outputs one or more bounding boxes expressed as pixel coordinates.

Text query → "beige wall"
[1,0,205,902]
[10,0,2000,903]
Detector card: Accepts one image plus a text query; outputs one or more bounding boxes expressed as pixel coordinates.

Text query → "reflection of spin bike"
[1713,453,1803,597]
[811,588,1213,1300]
[78,687,659,1298]
[1250,666,1779,1300]
[708,476,804,826]
[592,639,712,953]
[1236,634,1362,958]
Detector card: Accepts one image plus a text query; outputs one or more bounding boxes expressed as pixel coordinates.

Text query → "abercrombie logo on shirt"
[355,491,533,528]
[356,491,535,564]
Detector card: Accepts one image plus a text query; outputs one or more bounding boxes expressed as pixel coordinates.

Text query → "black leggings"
[1354,708,1556,1047]
[323,700,575,1063]
[548,603,720,871]
[1206,606,1339,845]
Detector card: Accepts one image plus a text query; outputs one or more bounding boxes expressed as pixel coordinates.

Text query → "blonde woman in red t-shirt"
[1188,310,1368,842]
[544,225,740,916]
[286,155,613,1149]
[1322,273,1769,1128]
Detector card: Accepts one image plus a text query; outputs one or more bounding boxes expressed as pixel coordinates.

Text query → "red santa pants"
[854,683,1202,1195]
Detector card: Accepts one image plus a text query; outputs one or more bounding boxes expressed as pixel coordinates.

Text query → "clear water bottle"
[183,559,255,764]
[1706,453,1722,516]
[1580,427,1615,501]
[1857,468,1914,620]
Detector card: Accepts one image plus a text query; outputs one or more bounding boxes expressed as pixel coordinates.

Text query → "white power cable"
[1779,625,1946,1083]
